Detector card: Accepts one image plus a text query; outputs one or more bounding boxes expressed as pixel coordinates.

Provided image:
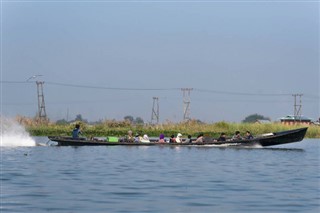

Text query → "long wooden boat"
[48,127,308,147]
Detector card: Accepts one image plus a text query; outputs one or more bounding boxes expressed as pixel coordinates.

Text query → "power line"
[27,75,42,82]
[45,82,299,97]
[46,81,180,91]
[0,81,33,84]
[1,80,318,98]
[194,88,292,96]
[5,98,315,106]
[0,80,179,91]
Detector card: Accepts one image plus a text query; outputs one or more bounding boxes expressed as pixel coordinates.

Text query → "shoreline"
[25,122,320,139]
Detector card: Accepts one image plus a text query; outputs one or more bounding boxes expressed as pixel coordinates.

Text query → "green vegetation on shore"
[25,120,320,138]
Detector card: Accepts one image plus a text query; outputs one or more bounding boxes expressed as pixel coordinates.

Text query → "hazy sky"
[1,0,319,123]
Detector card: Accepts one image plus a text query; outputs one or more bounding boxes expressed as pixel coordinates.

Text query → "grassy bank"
[26,121,320,138]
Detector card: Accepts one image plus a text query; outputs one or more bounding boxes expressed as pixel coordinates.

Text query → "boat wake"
[0,116,36,147]
[251,144,263,148]
[202,143,263,148]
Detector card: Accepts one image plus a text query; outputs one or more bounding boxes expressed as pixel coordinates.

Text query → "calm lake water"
[1,138,319,213]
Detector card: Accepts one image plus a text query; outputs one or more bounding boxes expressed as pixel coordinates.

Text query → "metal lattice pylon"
[36,81,47,122]
[292,94,303,120]
[151,97,159,124]
[181,88,193,121]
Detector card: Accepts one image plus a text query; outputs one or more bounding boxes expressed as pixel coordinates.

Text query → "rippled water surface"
[1,138,319,212]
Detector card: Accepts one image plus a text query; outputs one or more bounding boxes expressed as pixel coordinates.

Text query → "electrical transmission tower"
[292,94,303,120]
[181,88,193,121]
[151,97,159,124]
[36,81,47,122]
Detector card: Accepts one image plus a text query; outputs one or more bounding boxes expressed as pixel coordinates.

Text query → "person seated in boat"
[169,134,176,143]
[176,133,183,143]
[185,135,192,143]
[245,131,254,140]
[232,131,242,140]
[72,124,82,139]
[217,133,227,142]
[140,134,150,143]
[134,133,141,143]
[125,130,134,142]
[158,134,166,143]
[195,133,204,143]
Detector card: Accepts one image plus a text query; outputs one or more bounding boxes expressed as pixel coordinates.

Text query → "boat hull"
[48,127,308,147]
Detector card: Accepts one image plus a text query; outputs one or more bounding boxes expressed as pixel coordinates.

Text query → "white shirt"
[176,137,182,143]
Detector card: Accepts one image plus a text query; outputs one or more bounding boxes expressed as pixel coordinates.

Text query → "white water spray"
[0,117,36,147]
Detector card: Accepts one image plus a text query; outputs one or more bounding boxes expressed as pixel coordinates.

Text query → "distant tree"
[73,114,88,123]
[124,115,144,124]
[134,117,144,124]
[75,114,83,121]
[195,119,204,124]
[184,119,204,124]
[124,115,134,123]
[242,114,270,123]
[56,119,68,125]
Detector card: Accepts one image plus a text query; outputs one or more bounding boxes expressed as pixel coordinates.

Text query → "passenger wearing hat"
[141,134,150,143]
[158,134,166,143]
[176,133,183,143]
[126,130,134,142]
